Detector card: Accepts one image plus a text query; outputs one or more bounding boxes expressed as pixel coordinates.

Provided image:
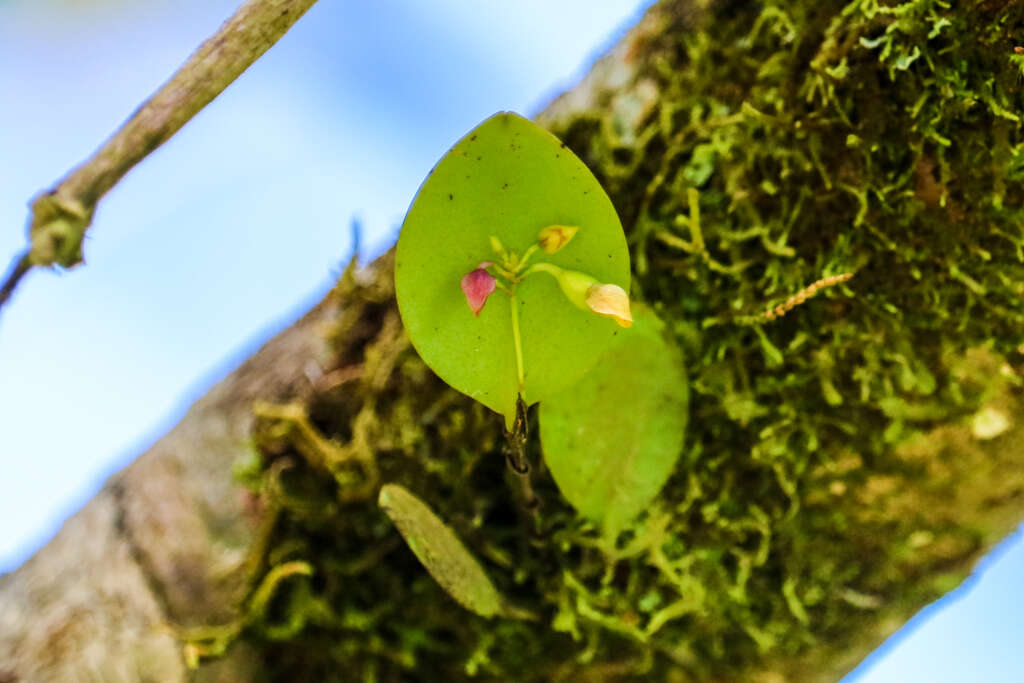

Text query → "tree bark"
[3,1,1024,681]
[0,296,336,682]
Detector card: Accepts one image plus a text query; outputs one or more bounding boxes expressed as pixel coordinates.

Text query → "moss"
[200,1,1024,680]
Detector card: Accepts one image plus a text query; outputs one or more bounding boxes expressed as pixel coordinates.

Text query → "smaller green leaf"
[539,307,689,537]
[378,483,505,619]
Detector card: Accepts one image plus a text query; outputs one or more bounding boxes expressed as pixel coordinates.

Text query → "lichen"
[205,1,1024,680]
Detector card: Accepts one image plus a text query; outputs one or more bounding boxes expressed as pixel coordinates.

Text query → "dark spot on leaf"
[477,156,482,161]
[470,134,477,140]
[449,193,453,200]
[560,142,567,149]
[502,183,509,189]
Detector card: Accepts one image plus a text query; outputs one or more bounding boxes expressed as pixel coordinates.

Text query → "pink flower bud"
[460,262,496,316]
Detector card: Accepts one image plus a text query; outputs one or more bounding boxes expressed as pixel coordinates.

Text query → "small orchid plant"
[395,112,633,431]
[459,224,632,399]
[395,113,694,552]
[385,113,854,615]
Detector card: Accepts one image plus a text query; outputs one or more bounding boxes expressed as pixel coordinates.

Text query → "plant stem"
[525,261,558,278]
[504,292,543,538]
[502,398,542,539]
[518,244,540,269]
[510,291,525,393]
[686,186,705,253]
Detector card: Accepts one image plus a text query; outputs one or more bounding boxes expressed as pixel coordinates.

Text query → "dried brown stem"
[503,398,543,538]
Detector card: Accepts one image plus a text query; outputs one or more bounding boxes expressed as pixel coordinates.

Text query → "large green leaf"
[539,307,689,537]
[395,112,630,425]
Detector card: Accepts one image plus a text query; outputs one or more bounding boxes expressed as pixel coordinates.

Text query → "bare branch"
[0,250,31,311]
[1,0,319,314]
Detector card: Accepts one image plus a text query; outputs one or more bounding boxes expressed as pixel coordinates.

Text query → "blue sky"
[0,1,1020,680]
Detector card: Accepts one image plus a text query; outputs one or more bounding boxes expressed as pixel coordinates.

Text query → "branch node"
[28,192,93,268]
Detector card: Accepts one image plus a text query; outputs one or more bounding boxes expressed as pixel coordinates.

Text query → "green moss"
[204,1,1024,680]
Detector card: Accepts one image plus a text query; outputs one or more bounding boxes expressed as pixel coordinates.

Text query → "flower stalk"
[458,225,633,403]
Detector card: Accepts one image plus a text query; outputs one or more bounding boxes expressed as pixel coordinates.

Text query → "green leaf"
[396,112,631,425]
[539,307,688,537]
[378,483,506,619]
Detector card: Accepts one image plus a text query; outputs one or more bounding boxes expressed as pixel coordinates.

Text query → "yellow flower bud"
[585,284,633,328]
[527,262,632,327]
[537,225,579,254]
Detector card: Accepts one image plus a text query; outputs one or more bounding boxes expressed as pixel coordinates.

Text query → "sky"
[0,0,1021,680]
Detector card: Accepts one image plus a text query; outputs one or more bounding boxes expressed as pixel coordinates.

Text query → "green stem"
[518,243,540,270]
[510,291,525,392]
[525,261,559,278]
[686,186,705,253]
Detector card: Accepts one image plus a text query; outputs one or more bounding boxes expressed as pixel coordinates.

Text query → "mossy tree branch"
[0,0,319,312]
[2,1,1024,682]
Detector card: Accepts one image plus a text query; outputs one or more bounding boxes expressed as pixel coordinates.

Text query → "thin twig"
[733,272,855,326]
[0,251,31,311]
[0,0,319,314]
